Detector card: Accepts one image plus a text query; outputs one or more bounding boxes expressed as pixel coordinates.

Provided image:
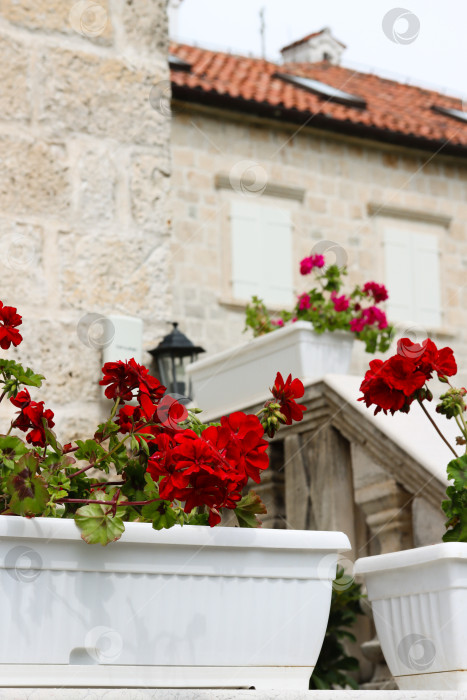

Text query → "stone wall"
[0,0,171,439]
[170,105,467,385]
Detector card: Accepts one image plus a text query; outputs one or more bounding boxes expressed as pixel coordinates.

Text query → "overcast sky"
[174,0,466,98]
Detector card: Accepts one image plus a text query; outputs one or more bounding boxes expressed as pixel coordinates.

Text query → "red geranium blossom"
[271,372,306,424]
[359,359,409,415]
[155,394,189,430]
[350,306,388,332]
[10,388,55,447]
[0,301,23,350]
[203,412,269,483]
[298,293,311,311]
[159,430,246,522]
[363,282,388,303]
[359,338,457,416]
[330,291,350,312]
[300,254,325,275]
[398,338,457,380]
[100,358,165,403]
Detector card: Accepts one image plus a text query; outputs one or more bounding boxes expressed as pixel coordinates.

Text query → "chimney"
[280,27,346,65]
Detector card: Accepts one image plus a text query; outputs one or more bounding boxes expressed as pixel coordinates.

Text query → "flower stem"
[417,399,458,458]
[110,398,120,420]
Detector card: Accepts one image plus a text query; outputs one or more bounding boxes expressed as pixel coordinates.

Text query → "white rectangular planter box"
[354,543,467,691]
[186,322,353,416]
[0,516,350,690]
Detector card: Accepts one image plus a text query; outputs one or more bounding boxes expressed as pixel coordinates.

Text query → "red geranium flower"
[381,355,427,396]
[398,338,457,380]
[0,301,23,350]
[10,388,55,447]
[271,372,307,424]
[359,339,457,416]
[362,282,388,303]
[350,306,388,333]
[359,359,408,415]
[156,395,188,430]
[100,358,166,403]
[300,254,325,275]
[330,291,350,312]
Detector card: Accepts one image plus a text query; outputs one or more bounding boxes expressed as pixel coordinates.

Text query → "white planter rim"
[0,517,351,551]
[354,542,467,575]
[186,321,353,376]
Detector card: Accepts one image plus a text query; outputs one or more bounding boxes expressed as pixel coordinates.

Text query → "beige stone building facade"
[0,0,171,437]
[169,37,467,387]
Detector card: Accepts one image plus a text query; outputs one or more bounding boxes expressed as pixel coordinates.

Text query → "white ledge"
[0,691,464,699]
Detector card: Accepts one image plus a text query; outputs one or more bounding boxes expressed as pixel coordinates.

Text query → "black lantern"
[149,323,205,399]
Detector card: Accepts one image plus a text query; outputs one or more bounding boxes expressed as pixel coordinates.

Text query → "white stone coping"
[324,374,458,486]
[0,690,464,699]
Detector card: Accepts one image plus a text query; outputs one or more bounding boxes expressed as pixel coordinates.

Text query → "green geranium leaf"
[141,499,179,530]
[186,511,210,526]
[7,453,48,515]
[75,490,127,545]
[442,456,467,542]
[144,472,159,497]
[235,490,267,528]
[446,455,467,490]
[43,425,62,454]
[0,359,44,395]
[0,435,30,471]
[74,439,106,464]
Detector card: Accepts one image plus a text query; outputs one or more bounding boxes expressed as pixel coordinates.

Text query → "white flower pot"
[186,321,354,415]
[354,543,467,690]
[0,516,349,690]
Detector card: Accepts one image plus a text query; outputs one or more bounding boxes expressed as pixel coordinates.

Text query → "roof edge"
[171,84,467,159]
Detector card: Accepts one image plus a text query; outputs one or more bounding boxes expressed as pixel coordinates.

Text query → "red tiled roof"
[281,29,346,52]
[170,42,467,155]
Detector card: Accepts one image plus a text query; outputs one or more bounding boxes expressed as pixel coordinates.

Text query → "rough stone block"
[7,318,101,405]
[121,0,168,54]
[130,153,170,226]
[0,35,31,122]
[0,136,70,217]
[0,0,113,43]
[76,142,117,226]
[58,229,171,319]
[0,219,48,305]
[37,47,169,146]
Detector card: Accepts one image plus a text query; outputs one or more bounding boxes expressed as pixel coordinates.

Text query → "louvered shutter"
[412,232,442,327]
[383,226,442,326]
[231,202,262,301]
[259,206,293,306]
[383,227,414,322]
[230,201,293,306]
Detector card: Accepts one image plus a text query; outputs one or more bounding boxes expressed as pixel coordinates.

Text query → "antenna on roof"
[259,7,266,58]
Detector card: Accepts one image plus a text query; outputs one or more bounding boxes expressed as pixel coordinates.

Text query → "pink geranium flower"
[330,291,350,312]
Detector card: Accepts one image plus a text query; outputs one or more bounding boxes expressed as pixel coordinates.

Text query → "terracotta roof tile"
[170,42,467,151]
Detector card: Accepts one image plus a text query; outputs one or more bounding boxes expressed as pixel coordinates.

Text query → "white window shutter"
[383,227,414,322]
[259,206,293,306]
[231,202,262,301]
[383,225,442,327]
[230,202,293,306]
[412,232,442,328]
